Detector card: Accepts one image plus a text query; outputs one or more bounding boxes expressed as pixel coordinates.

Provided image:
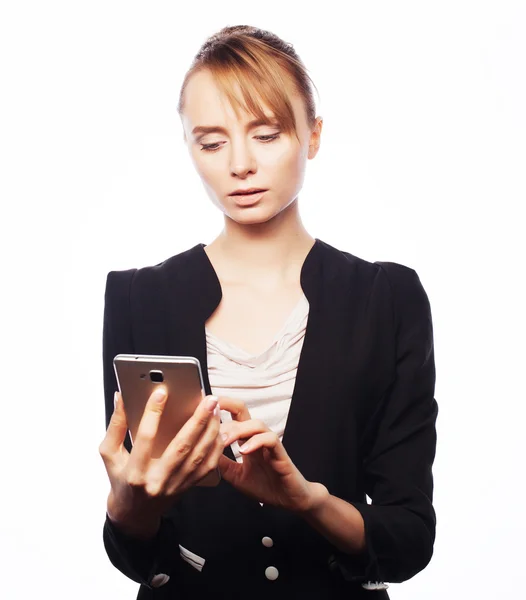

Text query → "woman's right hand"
[99,387,223,539]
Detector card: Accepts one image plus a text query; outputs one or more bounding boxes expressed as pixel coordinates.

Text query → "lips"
[231,189,267,206]
[230,188,267,196]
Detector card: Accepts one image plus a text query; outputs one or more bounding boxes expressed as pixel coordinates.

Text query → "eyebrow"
[192,117,280,139]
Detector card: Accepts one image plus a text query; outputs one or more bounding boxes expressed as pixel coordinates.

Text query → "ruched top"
[206,293,310,462]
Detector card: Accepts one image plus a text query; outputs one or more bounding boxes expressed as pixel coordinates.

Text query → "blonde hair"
[177,25,319,143]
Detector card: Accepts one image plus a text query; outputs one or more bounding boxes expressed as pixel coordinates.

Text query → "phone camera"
[149,370,164,383]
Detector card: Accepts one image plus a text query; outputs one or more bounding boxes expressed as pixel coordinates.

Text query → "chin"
[214,192,294,224]
[229,211,276,225]
[224,204,281,225]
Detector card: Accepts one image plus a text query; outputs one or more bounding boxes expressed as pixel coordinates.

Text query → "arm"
[297,484,366,555]
[101,269,181,589]
[103,512,179,588]
[301,264,438,585]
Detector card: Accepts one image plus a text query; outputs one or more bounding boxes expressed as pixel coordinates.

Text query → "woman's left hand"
[217,396,328,513]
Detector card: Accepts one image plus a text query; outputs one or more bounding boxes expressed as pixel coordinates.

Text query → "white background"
[1,1,524,598]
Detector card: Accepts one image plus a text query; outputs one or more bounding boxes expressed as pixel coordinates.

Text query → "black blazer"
[102,238,438,600]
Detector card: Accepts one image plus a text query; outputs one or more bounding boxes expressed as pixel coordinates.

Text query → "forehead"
[181,68,305,130]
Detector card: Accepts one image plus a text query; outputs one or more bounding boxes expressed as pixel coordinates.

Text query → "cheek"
[259,142,305,178]
[191,150,223,182]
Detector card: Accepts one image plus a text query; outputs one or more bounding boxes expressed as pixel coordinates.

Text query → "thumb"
[218,454,240,485]
[103,392,129,456]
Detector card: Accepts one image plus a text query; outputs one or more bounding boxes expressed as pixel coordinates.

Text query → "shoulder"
[318,238,420,284]
[318,239,431,319]
[105,243,202,293]
[323,244,435,376]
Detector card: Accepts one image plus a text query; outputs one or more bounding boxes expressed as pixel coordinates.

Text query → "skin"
[181,68,322,355]
[180,68,323,238]
[100,66,366,556]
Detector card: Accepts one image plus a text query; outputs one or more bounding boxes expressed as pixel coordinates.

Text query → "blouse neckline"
[206,293,309,366]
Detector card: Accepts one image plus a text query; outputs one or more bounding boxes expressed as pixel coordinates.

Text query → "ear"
[308,117,323,159]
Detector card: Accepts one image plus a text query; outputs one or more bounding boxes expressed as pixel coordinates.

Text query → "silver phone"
[113,354,221,487]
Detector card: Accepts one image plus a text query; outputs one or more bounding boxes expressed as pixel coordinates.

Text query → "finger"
[220,419,269,447]
[128,386,169,473]
[238,431,289,462]
[218,396,251,422]
[99,392,130,462]
[190,430,226,486]
[176,403,221,479]
[160,395,219,471]
[163,405,221,491]
[217,453,241,484]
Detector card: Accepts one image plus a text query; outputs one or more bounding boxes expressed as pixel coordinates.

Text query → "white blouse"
[206,293,310,462]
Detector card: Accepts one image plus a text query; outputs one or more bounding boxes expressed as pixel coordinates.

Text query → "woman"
[99,25,438,599]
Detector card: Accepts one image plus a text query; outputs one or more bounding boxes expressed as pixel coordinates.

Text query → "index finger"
[217,396,251,422]
[128,386,169,472]
[160,394,219,464]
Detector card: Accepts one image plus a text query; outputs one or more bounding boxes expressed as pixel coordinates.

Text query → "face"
[180,68,322,225]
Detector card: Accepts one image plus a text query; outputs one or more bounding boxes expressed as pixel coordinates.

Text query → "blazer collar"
[182,238,323,320]
[163,238,354,470]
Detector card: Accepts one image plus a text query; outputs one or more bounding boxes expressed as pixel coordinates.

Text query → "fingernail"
[206,395,218,412]
[239,442,250,453]
[113,391,119,410]
[221,432,229,443]
[153,387,166,402]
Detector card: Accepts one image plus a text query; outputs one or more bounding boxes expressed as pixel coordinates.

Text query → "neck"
[206,199,315,285]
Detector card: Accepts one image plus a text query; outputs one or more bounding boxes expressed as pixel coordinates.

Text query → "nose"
[229,138,257,178]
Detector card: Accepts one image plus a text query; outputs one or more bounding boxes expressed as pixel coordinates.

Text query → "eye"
[256,134,280,143]
[200,133,281,153]
[200,142,223,152]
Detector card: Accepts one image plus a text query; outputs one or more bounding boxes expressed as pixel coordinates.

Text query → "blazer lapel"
[280,241,359,484]
[163,243,237,461]
[161,240,361,474]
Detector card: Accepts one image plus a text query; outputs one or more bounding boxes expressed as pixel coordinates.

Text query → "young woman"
[99,25,438,599]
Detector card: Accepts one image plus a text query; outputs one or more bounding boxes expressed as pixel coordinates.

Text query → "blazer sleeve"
[101,269,182,590]
[334,263,438,584]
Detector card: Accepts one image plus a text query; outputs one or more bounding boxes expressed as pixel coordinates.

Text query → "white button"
[265,566,279,580]
[150,573,170,588]
[262,536,274,548]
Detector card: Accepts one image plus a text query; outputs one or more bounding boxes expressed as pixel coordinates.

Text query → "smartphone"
[113,354,221,487]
